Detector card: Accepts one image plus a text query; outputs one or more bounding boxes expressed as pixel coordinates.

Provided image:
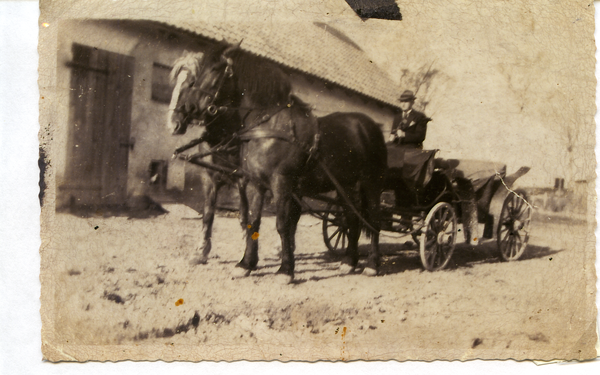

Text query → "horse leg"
[272,174,301,281]
[338,209,360,274]
[339,188,361,273]
[235,181,265,275]
[362,183,382,276]
[237,177,249,233]
[191,175,221,265]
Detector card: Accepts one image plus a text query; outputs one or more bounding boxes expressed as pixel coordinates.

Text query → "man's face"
[399,100,414,111]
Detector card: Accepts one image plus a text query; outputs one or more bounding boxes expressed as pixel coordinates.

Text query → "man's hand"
[388,133,397,142]
[396,130,406,138]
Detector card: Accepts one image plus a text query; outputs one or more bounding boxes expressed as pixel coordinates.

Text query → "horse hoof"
[231,266,251,278]
[362,267,378,277]
[274,273,294,285]
[339,263,356,275]
[190,256,208,265]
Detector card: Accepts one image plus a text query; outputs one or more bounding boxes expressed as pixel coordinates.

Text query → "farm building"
[53,19,402,210]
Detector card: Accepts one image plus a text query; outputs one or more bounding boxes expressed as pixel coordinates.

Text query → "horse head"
[167,51,204,135]
[167,44,241,136]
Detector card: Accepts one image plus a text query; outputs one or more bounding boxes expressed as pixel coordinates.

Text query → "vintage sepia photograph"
[38,0,597,362]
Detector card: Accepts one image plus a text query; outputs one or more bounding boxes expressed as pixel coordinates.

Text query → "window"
[151,62,174,103]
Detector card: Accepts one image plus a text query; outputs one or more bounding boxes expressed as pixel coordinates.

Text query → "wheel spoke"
[516,205,531,221]
[512,198,523,217]
[328,227,342,242]
[425,237,437,249]
[510,234,517,258]
[499,224,510,237]
[442,218,453,233]
[428,245,437,263]
[505,234,511,257]
[333,231,342,249]
[514,231,523,252]
[501,227,511,244]
[515,194,525,213]
[437,245,446,264]
[508,195,517,212]
[506,197,515,213]
[500,215,511,226]
[439,209,448,227]
[441,244,451,265]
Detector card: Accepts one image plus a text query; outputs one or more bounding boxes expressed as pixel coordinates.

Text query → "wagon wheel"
[419,202,457,271]
[322,201,349,256]
[497,189,532,261]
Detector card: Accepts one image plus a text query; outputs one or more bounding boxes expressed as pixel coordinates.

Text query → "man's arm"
[389,114,402,142]
[401,114,429,145]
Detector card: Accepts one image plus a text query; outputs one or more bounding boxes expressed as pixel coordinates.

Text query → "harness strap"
[237,105,288,137]
[238,129,295,142]
[237,103,322,170]
[173,136,205,155]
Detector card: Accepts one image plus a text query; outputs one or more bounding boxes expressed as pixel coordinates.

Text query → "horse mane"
[169,51,204,83]
[172,44,294,107]
[231,52,292,107]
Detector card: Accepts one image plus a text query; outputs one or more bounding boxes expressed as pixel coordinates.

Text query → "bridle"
[199,59,234,117]
[169,56,234,134]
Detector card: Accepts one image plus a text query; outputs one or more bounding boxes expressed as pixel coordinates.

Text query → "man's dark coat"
[391,109,431,148]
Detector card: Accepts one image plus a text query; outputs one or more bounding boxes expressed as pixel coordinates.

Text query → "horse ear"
[222,39,243,58]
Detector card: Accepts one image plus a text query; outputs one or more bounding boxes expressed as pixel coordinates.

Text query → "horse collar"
[237,105,294,142]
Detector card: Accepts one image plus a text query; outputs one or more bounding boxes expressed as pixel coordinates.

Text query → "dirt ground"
[45,204,595,361]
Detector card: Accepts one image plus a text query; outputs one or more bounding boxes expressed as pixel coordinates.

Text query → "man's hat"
[399,90,416,102]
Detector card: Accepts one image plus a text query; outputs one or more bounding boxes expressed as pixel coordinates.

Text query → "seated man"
[387,90,433,207]
[389,90,431,149]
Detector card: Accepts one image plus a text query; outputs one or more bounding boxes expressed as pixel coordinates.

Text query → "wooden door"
[64,44,134,206]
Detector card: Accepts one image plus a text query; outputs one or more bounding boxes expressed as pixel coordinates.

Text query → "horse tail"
[361,119,387,240]
[372,121,388,181]
[358,181,380,240]
[359,184,371,240]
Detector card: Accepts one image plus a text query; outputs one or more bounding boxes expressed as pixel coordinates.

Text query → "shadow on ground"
[226,240,562,282]
[58,195,168,219]
[357,241,562,276]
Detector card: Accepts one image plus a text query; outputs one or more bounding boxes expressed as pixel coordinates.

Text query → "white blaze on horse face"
[166,70,190,133]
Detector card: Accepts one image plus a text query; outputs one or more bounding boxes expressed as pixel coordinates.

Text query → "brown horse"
[167,52,248,265]
[167,44,387,282]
